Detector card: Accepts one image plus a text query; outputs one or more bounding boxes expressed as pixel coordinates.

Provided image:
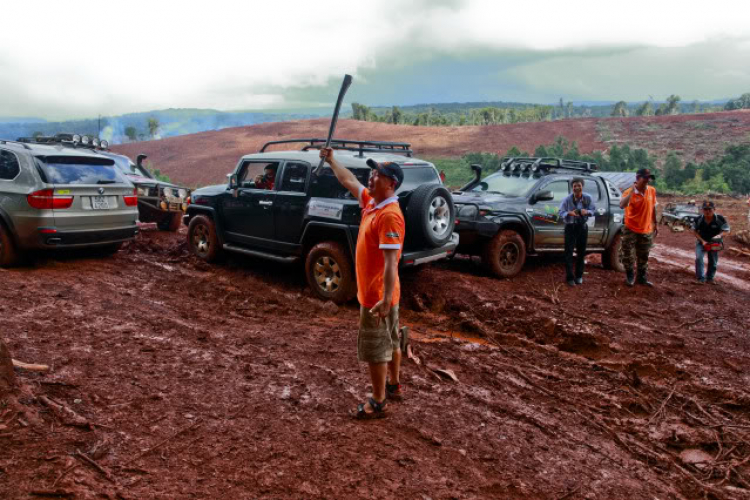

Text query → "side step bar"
[223,244,299,264]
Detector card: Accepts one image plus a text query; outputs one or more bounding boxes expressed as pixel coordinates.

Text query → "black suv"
[185,139,459,302]
[98,151,191,232]
[452,157,625,277]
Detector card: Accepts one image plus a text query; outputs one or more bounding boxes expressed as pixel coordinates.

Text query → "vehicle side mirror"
[136,154,148,167]
[228,174,238,190]
[532,190,554,204]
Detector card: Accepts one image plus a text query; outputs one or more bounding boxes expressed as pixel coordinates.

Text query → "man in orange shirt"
[319,147,405,419]
[620,168,658,287]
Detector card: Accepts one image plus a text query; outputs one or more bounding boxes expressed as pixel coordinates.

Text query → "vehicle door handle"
[597,208,606,214]
[259,200,273,206]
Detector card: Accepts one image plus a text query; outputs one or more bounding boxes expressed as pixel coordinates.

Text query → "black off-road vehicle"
[452,157,625,277]
[98,152,191,232]
[184,138,459,302]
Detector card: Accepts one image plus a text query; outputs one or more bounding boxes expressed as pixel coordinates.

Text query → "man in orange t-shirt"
[620,168,658,287]
[319,148,406,419]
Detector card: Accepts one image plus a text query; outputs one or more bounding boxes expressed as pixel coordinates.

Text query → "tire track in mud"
[651,243,750,292]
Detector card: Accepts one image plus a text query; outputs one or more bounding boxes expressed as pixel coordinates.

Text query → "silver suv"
[0,138,139,266]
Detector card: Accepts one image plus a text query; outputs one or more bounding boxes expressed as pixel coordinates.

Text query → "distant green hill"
[0,108,323,145]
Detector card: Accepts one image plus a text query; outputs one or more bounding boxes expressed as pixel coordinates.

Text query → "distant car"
[184,138,459,302]
[0,134,139,266]
[660,202,699,231]
[451,157,625,277]
[98,151,191,231]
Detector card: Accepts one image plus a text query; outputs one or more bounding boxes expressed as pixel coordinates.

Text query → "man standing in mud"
[319,148,405,419]
[559,177,595,286]
[691,201,730,284]
[620,168,658,287]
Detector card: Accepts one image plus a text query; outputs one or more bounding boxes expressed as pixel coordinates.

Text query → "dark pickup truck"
[452,157,625,277]
[184,138,459,302]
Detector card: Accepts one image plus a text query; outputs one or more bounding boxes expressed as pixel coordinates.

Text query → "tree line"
[432,136,750,195]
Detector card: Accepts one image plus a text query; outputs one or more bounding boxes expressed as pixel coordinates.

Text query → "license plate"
[92,196,110,210]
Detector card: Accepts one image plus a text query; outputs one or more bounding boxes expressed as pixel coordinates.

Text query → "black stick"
[314,74,353,175]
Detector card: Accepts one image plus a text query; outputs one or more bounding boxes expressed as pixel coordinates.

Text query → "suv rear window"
[36,156,127,185]
[400,166,439,191]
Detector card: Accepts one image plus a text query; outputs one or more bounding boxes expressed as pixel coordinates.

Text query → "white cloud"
[0,0,749,118]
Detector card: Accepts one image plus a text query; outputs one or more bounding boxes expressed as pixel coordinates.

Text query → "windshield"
[36,156,128,185]
[470,173,541,197]
[110,155,152,178]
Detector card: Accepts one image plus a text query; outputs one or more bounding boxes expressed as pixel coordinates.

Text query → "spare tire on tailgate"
[403,184,455,248]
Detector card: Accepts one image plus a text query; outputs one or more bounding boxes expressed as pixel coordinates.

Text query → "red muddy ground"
[2,198,750,499]
[111,110,750,188]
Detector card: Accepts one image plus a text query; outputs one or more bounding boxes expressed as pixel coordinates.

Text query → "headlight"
[457,205,478,218]
[161,187,173,197]
[178,189,188,198]
[72,134,81,143]
[137,186,150,196]
[81,135,90,145]
[92,138,100,147]
[100,140,109,149]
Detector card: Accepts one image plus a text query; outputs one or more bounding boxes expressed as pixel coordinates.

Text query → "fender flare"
[487,214,535,250]
[300,221,356,257]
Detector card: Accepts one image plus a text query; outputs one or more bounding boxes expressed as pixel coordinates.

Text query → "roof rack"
[16,133,110,150]
[0,139,31,150]
[500,156,597,173]
[260,138,413,157]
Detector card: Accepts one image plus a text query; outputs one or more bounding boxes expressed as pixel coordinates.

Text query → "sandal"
[386,382,403,401]
[354,397,388,420]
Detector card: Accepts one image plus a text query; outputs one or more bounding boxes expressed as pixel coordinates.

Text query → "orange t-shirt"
[622,185,657,234]
[356,188,406,308]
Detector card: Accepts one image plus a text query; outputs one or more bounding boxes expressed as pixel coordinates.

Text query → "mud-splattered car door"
[531,179,569,249]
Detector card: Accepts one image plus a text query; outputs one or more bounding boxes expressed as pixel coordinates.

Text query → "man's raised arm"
[319,148,365,199]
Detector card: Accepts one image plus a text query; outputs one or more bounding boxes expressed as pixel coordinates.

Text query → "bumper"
[400,233,459,267]
[139,198,188,214]
[37,225,139,248]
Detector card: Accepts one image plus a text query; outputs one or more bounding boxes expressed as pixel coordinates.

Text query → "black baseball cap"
[366,159,404,189]
[636,168,655,180]
[702,200,715,209]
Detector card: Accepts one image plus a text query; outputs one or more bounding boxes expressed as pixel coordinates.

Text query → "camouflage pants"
[621,226,654,275]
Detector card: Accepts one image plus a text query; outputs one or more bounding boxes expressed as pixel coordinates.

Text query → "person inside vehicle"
[559,177,595,286]
[319,147,406,420]
[254,165,277,190]
[691,200,730,285]
[620,168,658,287]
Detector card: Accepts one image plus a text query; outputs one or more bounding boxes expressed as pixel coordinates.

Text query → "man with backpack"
[559,177,595,286]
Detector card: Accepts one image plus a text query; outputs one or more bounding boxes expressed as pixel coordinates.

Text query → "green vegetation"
[147,117,160,138]
[149,168,171,183]
[656,144,750,195]
[724,93,750,110]
[125,126,137,142]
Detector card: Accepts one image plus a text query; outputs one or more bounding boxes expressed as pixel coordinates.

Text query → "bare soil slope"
[2,197,750,499]
[111,110,750,187]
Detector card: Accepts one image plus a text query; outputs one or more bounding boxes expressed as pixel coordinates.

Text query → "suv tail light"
[124,188,138,207]
[27,189,74,209]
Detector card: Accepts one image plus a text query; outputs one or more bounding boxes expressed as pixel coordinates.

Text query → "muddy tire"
[602,232,625,272]
[187,215,222,262]
[158,213,182,232]
[405,184,455,248]
[305,241,356,304]
[0,223,19,268]
[482,229,526,278]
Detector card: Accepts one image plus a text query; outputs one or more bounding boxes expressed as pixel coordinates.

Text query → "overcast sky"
[1,0,749,120]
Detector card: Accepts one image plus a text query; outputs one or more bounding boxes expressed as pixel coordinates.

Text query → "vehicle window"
[470,173,541,197]
[583,180,601,202]
[111,155,151,178]
[544,180,570,201]
[238,161,280,188]
[310,167,369,199]
[605,180,621,199]
[279,162,309,193]
[399,166,439,191]
[36,156,127,185]
[0,150,21,180]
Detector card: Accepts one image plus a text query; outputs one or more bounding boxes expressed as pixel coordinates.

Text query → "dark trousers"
[564,223,588,281]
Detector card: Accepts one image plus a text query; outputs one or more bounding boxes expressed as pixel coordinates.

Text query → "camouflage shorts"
[621,226,654,274]
[357,305,400,364]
